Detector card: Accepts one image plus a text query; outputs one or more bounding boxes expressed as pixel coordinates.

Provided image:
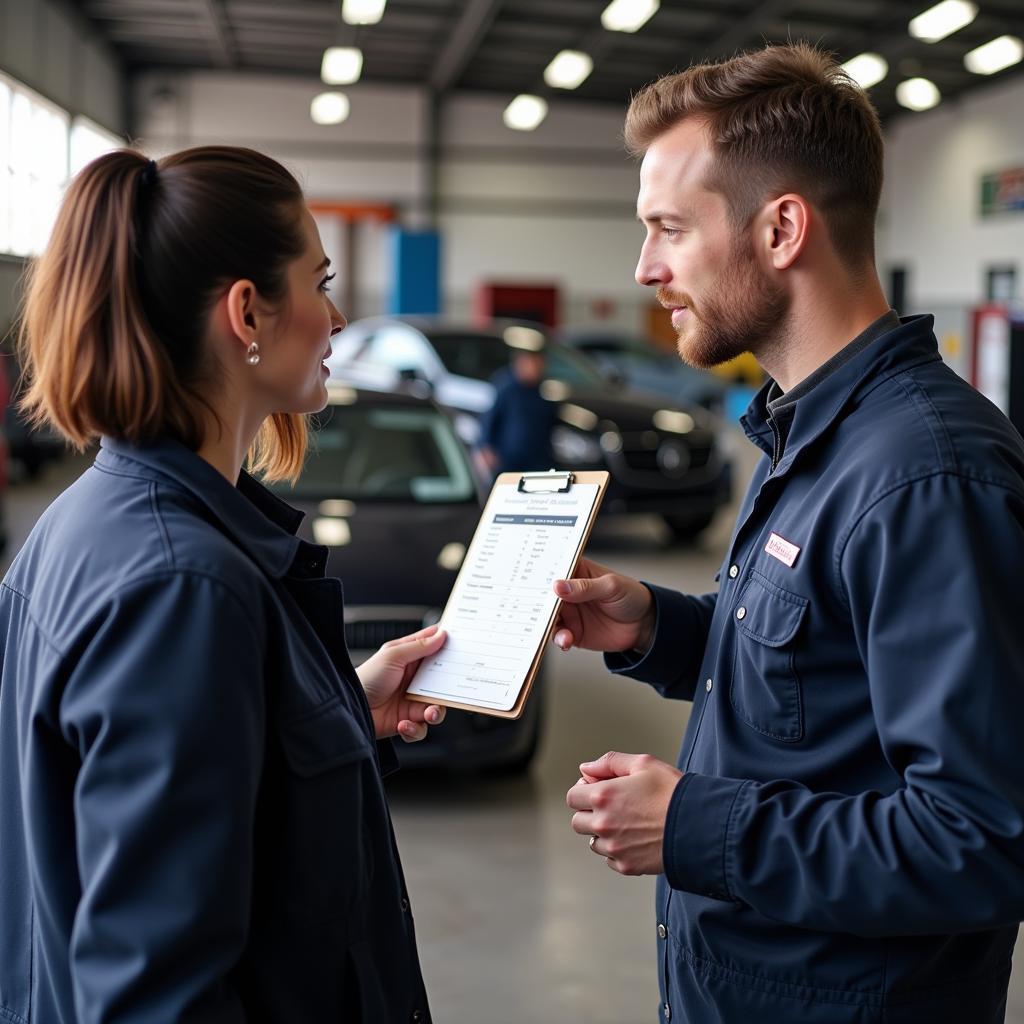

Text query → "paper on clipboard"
[406,476,602,714]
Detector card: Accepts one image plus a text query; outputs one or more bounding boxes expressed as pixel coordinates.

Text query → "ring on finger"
[589,835,598,852]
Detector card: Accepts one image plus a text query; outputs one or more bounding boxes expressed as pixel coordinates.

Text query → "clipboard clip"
[517,469,575,494]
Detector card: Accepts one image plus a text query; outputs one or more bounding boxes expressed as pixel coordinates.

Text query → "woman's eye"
[318,273,336,292]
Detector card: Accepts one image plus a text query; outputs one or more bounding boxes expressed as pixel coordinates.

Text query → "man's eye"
[662,227,681,238]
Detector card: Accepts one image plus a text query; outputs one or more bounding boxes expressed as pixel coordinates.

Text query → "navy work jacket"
[610,316,1024,1023]
[0,438,431,1023]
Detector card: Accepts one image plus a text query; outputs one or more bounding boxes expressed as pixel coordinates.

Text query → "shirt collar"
[97,435,311,579]
[740,314,941,466]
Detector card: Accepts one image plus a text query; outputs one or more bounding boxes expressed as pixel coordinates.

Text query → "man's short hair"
[625,42,884,272]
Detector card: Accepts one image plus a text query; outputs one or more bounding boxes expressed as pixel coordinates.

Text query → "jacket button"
[736,606,747,620]
[657,923,667,939]
[705,678,713,693]
[728,564,739,578]
[663,1003,672,1020]
[401,896,410,912]
[412,1012,424,1023]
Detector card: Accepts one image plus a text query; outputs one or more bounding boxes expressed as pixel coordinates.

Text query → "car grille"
[614,430,714,483]
[345,619,428,651]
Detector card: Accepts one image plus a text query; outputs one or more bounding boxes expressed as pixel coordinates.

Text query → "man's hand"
[565,751,682,875]
[551,558,656,654]
[357,625,447,742]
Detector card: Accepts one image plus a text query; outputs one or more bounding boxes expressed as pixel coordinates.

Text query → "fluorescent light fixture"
[342,0,386,25]
[601,0,660,33]
[964,35,1024,75]
[310,92,351,125]
[321,46,363,85]
[841,52,889,89]
[908,0,977,42]
[503,94,548,131]
[544,50,594,90]
[896,77,941,111]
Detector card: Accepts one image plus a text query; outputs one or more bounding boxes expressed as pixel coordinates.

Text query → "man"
[558,43,1024,1023]
[478,345,557,476]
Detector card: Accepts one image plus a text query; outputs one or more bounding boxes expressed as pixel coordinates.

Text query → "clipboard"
[407,469,610,719]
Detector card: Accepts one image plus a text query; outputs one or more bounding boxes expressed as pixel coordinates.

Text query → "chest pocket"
[730,570,809,742]
[273,697,377,928]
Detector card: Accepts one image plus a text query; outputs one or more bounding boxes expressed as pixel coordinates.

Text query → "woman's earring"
[246,342,261,366]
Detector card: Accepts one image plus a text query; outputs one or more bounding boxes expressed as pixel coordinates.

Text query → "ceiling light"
[896,77,941,111]
[653,409,694,434]
[310,92,351,125]
[503,94,548,131]
[503,325,546,350]
[841,52,889,89]
[601,0,660,32]
[908,1,977,43]
[544,50,594,90]
[964,35,1024,75]
[321,47,363,85]
[342,0,386,25]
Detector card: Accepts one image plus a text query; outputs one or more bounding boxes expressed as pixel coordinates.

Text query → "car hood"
[544,382,713,434]
[288,499,481,608]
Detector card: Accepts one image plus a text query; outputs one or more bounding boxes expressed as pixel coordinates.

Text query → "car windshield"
[428,331,607,387]
[279,402,476,503]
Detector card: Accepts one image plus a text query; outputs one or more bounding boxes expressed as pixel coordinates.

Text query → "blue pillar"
[388,226,441,315]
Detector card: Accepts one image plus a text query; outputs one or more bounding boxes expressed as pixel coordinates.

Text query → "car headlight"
[551,425,603,464]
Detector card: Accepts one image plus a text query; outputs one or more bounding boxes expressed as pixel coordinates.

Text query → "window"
[70,115,122,177]
[0,71,70,257]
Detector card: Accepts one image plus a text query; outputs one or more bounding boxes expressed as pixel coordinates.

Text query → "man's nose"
[635,250,668,288]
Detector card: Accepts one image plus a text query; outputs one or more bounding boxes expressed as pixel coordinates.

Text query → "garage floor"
[6,435,1024,1024]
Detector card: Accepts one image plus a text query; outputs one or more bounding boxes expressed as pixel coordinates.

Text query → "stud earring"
[246,342,260,366]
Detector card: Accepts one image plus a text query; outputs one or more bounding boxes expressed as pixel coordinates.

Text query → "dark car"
[270,383,544,772]
[559,326,729,413]
[327,316,732,540]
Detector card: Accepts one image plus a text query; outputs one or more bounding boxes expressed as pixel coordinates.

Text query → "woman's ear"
[224,279,260,349]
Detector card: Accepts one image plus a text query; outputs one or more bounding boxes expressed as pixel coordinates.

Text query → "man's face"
[512,351,545,386]
[634,119,788,369]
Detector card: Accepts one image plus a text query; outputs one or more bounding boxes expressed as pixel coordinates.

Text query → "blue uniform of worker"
[0,438,430,1023]
[480,367,557,473]
[609,313,1024,1023]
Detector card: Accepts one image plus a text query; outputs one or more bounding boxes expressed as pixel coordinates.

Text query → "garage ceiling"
[72,0,1024,122]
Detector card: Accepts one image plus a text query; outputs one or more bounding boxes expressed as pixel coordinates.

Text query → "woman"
[0,147,446,1022]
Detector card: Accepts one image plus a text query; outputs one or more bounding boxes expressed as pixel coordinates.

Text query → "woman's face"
[256,209,346,415]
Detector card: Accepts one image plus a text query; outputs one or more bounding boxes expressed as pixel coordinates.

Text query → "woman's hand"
[551,558,656,654]
[356,625,448,742]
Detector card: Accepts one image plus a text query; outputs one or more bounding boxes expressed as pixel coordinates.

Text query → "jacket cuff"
[663,772,748,902]
[603,583,697,687]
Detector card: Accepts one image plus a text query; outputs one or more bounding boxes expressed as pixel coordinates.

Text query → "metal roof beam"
[429,0,506,94]
[194,0,238,68]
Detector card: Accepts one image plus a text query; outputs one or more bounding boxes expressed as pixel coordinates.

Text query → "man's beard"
[658,234,789,370]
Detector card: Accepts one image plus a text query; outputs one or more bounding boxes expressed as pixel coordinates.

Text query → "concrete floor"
[5,437,1024,1024]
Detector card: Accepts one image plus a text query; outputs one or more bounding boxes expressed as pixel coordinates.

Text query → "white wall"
[132,71,647,330]
[879,74,1024,311]
[0,0,126,328]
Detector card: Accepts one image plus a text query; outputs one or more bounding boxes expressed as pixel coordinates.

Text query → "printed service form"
[407,479,603,714]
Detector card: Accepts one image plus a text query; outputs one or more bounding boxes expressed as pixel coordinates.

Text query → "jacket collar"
[97,436,307,579]
[740,314,940,468]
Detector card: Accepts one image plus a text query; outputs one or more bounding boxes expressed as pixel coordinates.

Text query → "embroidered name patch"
[765,532,801,567]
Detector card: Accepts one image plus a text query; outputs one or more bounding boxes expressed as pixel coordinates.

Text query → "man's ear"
[223,279,260,349]
[759,193,811,271]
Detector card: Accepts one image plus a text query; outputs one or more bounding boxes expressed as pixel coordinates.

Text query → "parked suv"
[327,317,732,539]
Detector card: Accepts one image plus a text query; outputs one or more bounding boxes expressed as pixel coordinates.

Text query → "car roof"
[350,314,554,344]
